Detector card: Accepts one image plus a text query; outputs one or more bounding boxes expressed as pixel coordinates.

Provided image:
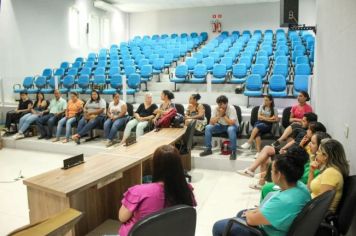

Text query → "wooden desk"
[23,128,186,236]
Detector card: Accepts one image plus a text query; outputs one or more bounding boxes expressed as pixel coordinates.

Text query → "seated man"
[200,95,239,160]
[36,89,67,139]
[3,92,32,133]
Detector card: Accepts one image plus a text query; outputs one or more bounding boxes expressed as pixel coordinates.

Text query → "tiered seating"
[170,29,315,98]
[14,32,208,100]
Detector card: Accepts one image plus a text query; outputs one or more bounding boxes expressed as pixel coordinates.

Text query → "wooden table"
[23,128,186,236]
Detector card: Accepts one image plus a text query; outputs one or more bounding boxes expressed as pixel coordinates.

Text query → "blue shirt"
[259,181,311,236]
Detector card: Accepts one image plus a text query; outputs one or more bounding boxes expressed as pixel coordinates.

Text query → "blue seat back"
[232,64,247,78]
[141,65,153,77]
[193,52,203,63]
[35,76,47,89]
[149,54,159,64]
[295,64,311,75]
[42,69,52,78]
[54,68,65,77]
[72,61,82,69]
[153,58,164,70]
[275,56,289,65]
[269,75,286,91]
[62,75,75,89]
[220,57,233,70]
[246,75,262,91]
[193,64,207,78]
[110,74,122,89]
[78,75,90,89]
[294,75,309,92]
[239,57,252,69]
[124,66,136,77]
[94,67,105,76]
[251,64,266,77]
[164,54,174,64]
[128,73,141,89]
[212,64,227,78]
[255,56,269,69]
[175,65,188,78]
[93,75,106,86]
[67,68,78,77]
[202,57,214,70]
[185,58,197,70]
[109,67,121,76]
[80,67,92,76]
[273,64,288,77]
[23,77,34,89]
[296,56,309,65]
[60,62,70,70]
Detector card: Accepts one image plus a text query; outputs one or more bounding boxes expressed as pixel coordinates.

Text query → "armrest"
[223,217,264,236]
[13,84,21,90]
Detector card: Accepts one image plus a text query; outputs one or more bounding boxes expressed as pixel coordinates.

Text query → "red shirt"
[291,103,313,119]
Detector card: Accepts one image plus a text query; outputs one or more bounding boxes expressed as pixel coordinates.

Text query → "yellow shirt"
[310,167,344,212]
[67,99,83,118]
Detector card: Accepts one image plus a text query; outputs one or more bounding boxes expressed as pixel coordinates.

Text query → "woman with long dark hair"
[241,95,279,156]
[118,145,196,236]
[72,90,106,144]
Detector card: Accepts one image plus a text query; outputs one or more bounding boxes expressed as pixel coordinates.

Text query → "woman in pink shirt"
[273,91,313,147]
[118,145,197,236]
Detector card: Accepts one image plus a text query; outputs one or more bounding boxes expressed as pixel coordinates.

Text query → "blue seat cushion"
[229,78,246,84]
[244,90,262,97]
[13,89,25,93]
[170,77,186,83]
[119,88,136,95]
[190,78,206,83]
[211,78,225,84]
[41,88,54,94]
[103,89,118,95]
[27,89,39,94]
[59,88,69,94]
[269,90,287,97]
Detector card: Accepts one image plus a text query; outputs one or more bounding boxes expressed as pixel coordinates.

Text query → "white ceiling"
[106,0,279,13]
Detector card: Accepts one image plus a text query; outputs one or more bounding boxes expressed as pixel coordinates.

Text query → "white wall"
[313,0,356,232]
[129,0,316,38]
[0,0,128,104]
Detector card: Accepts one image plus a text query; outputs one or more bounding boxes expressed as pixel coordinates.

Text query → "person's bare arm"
[118,205,133,223]
[115,104,127,119]
[245,208,270,226]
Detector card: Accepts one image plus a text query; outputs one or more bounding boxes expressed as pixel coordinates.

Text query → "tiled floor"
[0,148,260,236]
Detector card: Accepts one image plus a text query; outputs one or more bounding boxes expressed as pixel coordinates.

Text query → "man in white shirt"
[200,95,239,160]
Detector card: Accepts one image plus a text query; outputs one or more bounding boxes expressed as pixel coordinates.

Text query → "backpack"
[155,108,177,128]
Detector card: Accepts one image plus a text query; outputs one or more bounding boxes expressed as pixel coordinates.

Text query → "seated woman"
[120,93,157,145]
[118,145,197,236]
[241,95,279,157]
[72,90,106,144]
[184,93,206,130]
[273,91,313,147]
[260,131,331,201]
[308,138,349,212]
[4,92,33,133]
[152,90,175,127]
[237,120,325,190]
[14,92,48,139]
[53,92,83,143]
[103,93,128,147]
[213,152,310,236]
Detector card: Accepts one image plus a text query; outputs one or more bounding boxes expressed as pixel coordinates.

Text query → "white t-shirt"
[85,98,106,115]
[212,104,239,126]
[109,100,127,118]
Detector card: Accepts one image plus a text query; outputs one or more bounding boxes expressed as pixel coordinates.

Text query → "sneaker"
[230,151,237,160]
[254,152,260,159]
[106,140,114,147]
[241,142,251,149]
[271,140,280,148]
[37,135,45,140]
[199,149,213,157]
[236,168,254,177]
[15,133,25,140]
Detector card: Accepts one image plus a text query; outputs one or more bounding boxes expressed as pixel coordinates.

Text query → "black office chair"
[128,205,196,236]
[245,106,278,140]
[316,175,356,236]
[223,190,336,236]
[279,106,292,136]
[174,103,185,115]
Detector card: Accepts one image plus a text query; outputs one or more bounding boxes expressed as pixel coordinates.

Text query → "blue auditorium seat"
[60,75,75,94]
[269,75,288,97]
[220,57,233,72]
[60,62,70,71]
[211,64,227,84]
[193,52,203,63]
[163,53,174,69]
[42,68,53,80]
[124,66,136,78]
[13,77,35,94]
[152,58,165,75]
[256,50,268,58]
[295,56,309,65]
[239,56,252,69]
[293,75,309,96]
[230,64,248,84]
[190,64,207,83]
[103,74,122,95]
[185,57,197,73]
[94,67,105,76]
[202,57,214,73]
[244,74,263,97]
[295,64,311,75]
[251,64,267,81]
[272,64,289,79]
[80,67,92,77]
[292,50,305,63]
[255,56,269,69]
[71,75,91,94]
[275,56,289,65]
[170,65,188,88]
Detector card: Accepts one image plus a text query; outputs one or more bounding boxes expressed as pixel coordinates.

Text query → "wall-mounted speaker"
[280,0,299,27]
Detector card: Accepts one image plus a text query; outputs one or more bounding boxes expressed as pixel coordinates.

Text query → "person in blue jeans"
[212,153,311,236]
[103,93,128,147]
[72,90,106,144]
[36,89,67,139]
[199,95,239,160]
[14,92,49,139]
[53,92,83,143]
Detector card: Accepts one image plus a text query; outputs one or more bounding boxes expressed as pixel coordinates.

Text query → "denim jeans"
[122,119,149,140]
[56,116,77,139]
[104,116,128,141]
[36,113,60,138]
[204,123,238,151]
[76,115,105,137]
[18,113,40,134]
[212,210,259,236]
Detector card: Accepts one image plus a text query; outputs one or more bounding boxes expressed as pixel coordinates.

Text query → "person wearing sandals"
[184,93,206,131]
[241,95,279,158]
[53,92,83,143]
[272,91,313,148]
[14,92,48,140]
[260,132,331,201]
[213,152,310,236]
[72,90,106,144]
[103,92,128,147]
[237,116,321,190]
[120,93,157,145]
